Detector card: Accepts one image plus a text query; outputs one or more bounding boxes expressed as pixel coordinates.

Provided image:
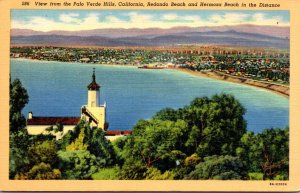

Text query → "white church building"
[26,68,131,140]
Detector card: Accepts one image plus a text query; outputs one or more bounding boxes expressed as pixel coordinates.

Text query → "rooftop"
[27,116,80,125]
[87,68,100,91]
[105,130,132,136]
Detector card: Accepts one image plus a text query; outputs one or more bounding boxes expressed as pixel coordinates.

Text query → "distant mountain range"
[11,25,290,48]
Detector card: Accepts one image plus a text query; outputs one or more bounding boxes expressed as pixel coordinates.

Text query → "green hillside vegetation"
[9,78,289,180]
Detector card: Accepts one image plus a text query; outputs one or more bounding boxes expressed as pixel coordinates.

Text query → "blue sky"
[11,10,290,31]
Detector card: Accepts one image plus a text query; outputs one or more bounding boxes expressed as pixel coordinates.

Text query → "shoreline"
[11,57,138,68]
[12,57,289,98]
[175,68,289,98]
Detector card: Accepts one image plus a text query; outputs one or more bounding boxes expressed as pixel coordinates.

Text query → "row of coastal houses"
[26,68,131,140]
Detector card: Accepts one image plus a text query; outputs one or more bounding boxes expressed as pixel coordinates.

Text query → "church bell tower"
[87,68,100,107]
[81,68,108,130]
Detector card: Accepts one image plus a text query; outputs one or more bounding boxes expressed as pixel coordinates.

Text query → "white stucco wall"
[88,90,99,107]
[105,135,126,141]
[82,105,106,130]
[27,125,76,140]
[27,125,128,141]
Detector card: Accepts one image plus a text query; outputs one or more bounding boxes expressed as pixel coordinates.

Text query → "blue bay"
[11,59,289,133]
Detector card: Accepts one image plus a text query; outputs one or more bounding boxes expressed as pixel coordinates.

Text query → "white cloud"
[82,13,100,24]
[205,12,290,26]
[210,13,250,24]
[252,13,265,21]
[12,16,59,31]
[59,13,81,23]
[210,14,222,22]
[182,15,202,23]
[224,13,250,23]
[105,15,124,23]
[162,14,178,20]
[80,13,101,29]
[128,12,153,25]
[251,13,287,26]
[11,12,289,32]
[30,16,53,24]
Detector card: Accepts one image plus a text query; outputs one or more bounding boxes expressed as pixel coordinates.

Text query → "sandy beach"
[175,68,289,98]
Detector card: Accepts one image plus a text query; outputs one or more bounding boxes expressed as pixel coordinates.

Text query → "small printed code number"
[22,2,30,6]
[270,182,287,186]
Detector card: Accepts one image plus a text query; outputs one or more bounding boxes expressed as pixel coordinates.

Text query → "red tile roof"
[27,116,80,125]
[105,130,132,136]
[87,81,100,91]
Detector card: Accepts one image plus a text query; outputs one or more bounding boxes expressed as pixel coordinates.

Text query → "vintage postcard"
[0,0,299,191]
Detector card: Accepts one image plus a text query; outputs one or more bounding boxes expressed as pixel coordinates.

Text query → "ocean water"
[10,59,289,133]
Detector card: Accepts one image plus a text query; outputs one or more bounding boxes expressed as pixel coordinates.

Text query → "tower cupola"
[87,68,100,91]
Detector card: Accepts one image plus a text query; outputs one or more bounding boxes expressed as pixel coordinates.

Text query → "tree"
[118,94,247,179]
[28,140,58,166]
[259,128,289,180]
[145,167,175,180]
[236,132,261,172]
[154,94,247,157]
[61,121,116,167]
[55,120,117,179]
[183,153,201,171]
[9,78,31,178]
[118,158,147,180]
[66,127,88,151]
[10,78,29,133]
[92,166,120,180]
[112,136,128,165]
[122,119,188,170]
[88,128,116,167]
[9,129,31,178]
[14,138,61,179]
[45,123,64,133]
[170,153,202,179]
[192,94,247,156]
[57,120,87,150]
[185,155,246,180]
[236,128,289,180]
[153,108,179,122]
[15,162,61,180]
[185,126,201,153]
[57,150,98,179]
